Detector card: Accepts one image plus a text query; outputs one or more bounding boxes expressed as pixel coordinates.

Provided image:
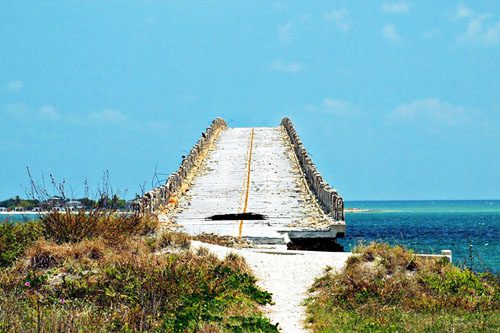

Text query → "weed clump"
[0,232,277,332]
[306,242,500,332]
[193,233,254,248]
[155,230,191,249]
[41,211,158,244]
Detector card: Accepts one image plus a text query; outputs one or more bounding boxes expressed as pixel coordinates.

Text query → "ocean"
[342,200,500,273]
[2,200,499,272]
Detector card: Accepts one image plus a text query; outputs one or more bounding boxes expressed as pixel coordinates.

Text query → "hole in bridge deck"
[205,212,267,221]
[287,238,344,252]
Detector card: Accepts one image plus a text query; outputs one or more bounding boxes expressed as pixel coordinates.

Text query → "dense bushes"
[0,237,277,332]
[0,216,277,332]
[0,221,42,268]
[306,243,500,332]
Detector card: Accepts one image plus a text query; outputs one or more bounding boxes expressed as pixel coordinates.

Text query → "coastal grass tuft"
[0,218,278,332]
[155,230,192,249]
[41,210,158,244]
[192,232,254,248]
[306,242,500,332]
[0,237,278,332]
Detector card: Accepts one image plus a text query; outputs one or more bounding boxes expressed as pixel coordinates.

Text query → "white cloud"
[324,9,350,31]
[423,28,442,39]
[2,103,29,117]
[382,1,410,14]
[1,104,145,130]
[484,21,500,43]
[3,103,60,121]
[299,13,311,22]
[278,23,294,43]
[305,98,358,117]
[456,4,500,45]
[89,109,127,124]
[382,24,401,42]
[179,94,197,104]
[456,3,474,19]
[389,98,475,126]
[270,60,302,73]
[321,98,358,116]
[6,80,23,92]
[39,105,60,120]
[272,2,288,12]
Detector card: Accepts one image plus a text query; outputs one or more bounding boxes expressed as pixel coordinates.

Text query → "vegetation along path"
[191,241,351,333]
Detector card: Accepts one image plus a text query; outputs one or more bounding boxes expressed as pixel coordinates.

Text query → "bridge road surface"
[170,126,330,243]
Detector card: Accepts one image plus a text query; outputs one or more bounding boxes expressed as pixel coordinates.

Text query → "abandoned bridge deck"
[140,118,345,245]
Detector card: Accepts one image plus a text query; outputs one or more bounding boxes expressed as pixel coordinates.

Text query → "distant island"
[0,195,132,212]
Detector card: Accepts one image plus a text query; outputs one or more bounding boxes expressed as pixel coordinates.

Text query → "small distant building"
[67,200,83,211]
[0,207,7,212]
[14,207,25,212]
[47,196,65,208]
[32,207,44,212]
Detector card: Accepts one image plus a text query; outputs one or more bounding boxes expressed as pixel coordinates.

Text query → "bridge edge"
[280,117,345,222]
[134,118,227,213]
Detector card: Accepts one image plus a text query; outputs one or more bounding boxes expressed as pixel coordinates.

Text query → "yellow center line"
[237,132,252,213]
[238,128,255,238]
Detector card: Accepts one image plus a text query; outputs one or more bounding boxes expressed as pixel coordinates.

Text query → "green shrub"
[0,237,278,332]
[306,242,500,332]
[0,221,42,268]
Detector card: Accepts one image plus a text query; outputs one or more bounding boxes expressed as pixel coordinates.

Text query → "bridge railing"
[281,117,344,221]
[133,118,227,214]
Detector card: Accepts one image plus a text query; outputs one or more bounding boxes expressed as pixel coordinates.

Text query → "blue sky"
[1,1,499,200]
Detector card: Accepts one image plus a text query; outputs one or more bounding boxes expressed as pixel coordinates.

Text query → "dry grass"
[222,252,253,276]
[306,242,500,332]
[151,231,255,253]
[0,233,277,332]
[0,210,279,331]
[155,230,191,249]
[41,210,158,244]
[192,233,254,248]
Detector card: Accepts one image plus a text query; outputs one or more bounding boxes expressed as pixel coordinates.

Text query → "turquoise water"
[3,201,500,272]
[341,200,500,273]
[1,214,40,223]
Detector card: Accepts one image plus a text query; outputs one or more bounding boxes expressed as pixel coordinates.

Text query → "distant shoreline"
[0,211,43,215]
[0,210,132,215]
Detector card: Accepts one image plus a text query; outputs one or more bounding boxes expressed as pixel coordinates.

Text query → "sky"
[1,1,499,201]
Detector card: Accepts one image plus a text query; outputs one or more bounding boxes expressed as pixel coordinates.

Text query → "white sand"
[191,241,350,333]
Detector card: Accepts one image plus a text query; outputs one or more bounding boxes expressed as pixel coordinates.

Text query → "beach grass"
[0,216,278,333]
[305,242,500,332]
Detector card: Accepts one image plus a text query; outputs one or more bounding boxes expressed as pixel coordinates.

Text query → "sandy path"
[191,241,350,333]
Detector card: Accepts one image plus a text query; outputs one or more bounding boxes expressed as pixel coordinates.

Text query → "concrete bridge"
[137,118,345,247]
